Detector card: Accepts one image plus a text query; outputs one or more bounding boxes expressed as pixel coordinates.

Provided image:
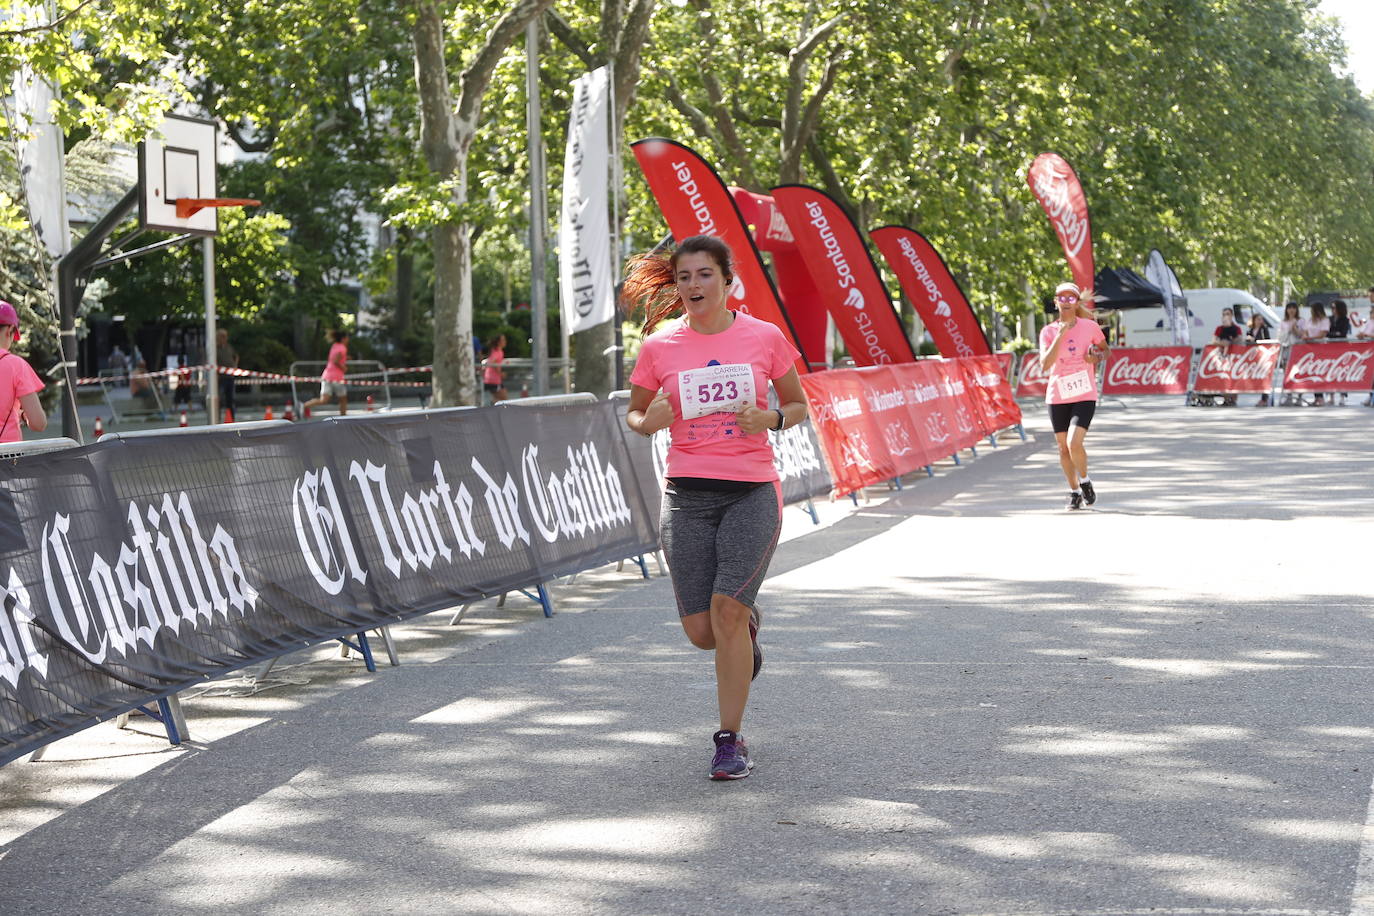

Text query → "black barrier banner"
[0,402,660,765]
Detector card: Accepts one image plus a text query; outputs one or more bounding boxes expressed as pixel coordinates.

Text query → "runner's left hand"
[735,404,777,435]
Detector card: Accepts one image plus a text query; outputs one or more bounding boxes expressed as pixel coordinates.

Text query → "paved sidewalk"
[2,400,1373,914]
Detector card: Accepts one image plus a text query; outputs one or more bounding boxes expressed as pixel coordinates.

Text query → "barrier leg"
[925,465,934,477]
[1016,424,1027,441]
[166,694,190,742]
[969,445,978,458]
[632,555,650,579]
[27,744,47,762]
[449,604,473,626]
[120,698,183,746]
[653,549,667,576]
[891,477,903,491]
[987,434,998,447]
[951,453,962,466]
[377,626,400,666]
[515,584,554,618]
[849,492,859,506]
[801,499,819,525]
[334,631,378,672]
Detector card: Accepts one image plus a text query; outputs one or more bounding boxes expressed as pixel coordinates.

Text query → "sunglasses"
[1055,294,1079,304]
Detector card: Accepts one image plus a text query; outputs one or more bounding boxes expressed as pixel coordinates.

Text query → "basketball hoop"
[174,198,261,219]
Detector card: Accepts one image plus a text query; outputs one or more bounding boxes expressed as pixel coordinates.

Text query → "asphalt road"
[2,398,1373,915]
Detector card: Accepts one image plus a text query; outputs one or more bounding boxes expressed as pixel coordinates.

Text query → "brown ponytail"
[621,235,736,335]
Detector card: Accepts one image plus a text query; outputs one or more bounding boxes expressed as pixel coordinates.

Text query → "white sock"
[1079,477,1091,485]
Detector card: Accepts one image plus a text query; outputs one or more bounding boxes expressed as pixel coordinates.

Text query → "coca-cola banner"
[800,359,1020,497]
[1194,343,1282,394]
[1282,342,1374,393]
[1027,153,1095,292]
[730,188,828,367]
[1015,350,1049,398]
[1101,347,1192,396]
[0,403,665,765]
[771,185,917,366]
[870,226,991,358]
[631,138,811,372]
[995,352,1015,381]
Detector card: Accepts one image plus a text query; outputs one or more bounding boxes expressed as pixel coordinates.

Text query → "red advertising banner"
[869,226,991,358]
[800,359,1020,497]
[961,355,1024,432]
[1282,342,1374,392]
[1194,343,1281,394]
[771,185,917,366]
[1027,153,1095,292]
[730,188,827,367]
[1015,351,1049,398]
[800,368,897,495]
[631,138,810,373]
[1101,346,1192,396]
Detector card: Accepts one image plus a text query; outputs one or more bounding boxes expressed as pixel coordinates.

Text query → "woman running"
[1041,282,1109,510]
[623,235,807,781]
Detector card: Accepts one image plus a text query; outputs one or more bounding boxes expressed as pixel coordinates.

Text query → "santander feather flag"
[1027,153,1094,292]
[631,138,810,372]
[771,185,916,366]
[870,226,990,358]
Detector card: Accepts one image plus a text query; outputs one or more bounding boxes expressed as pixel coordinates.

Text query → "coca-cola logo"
[1287,349,1374,384]
[1198,346,1276,380]
[1106,354,1185,387]
[1019,353,1048,383]
[1031,162,1089,258]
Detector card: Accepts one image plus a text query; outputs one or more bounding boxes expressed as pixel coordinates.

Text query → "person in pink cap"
[1040,282,1108,510]
[0,301,46,442]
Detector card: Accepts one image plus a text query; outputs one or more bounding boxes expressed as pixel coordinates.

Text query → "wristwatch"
[771,409,785,432]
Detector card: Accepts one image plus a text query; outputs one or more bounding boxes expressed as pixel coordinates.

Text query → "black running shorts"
[1049,400,1096,434]
[659,480,783,617]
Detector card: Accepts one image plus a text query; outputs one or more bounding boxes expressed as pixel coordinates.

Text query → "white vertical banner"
[1145,248,1188,347]
[558,66,613,334]
[13,2,69,258]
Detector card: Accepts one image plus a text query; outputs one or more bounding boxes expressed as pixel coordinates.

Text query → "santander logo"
[1287,349,1373,384]
[1031,162,1089,259]
[844,287,865,310]
[1106,354,1186,387]
[934,300,952,318]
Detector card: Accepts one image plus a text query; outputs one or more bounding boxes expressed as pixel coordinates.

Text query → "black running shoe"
[1079,480,1096,506]
[749,605,762,681]
[709,730,753,780]
[1066,491,1084,510]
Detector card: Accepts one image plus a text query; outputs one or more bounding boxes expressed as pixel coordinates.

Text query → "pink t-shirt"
[322,342,348,382]
[1039,319,1105,404]
[0,350,43,443]
[483,348,504,385]
[629,311,800,482]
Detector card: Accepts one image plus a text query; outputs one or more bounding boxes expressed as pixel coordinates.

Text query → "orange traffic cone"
[520,381,529,398]
[284,402,295,422]
[93,416,104,439]
[366,395,374,412]
[223,407,234,424]
[303,405,311,420]
[264,404,274,421]
[179,409,188,428]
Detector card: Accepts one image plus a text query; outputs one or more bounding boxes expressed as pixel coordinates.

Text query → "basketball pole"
[526,19,548,397]
[205,237,219,424]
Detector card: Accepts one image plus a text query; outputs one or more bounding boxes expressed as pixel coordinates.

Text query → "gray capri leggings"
[660,480,784,617]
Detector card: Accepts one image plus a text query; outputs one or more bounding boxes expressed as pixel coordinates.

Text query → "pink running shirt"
[629,311,800,482]
[483,347,504,386]
[1039,319,1105,404]
[0,350,43,443]
[322,342,348,382]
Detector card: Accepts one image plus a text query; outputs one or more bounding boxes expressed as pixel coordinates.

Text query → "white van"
[1120,288,1282,351]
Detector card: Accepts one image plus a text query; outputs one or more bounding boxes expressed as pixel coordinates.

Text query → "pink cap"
[0,301,17,327]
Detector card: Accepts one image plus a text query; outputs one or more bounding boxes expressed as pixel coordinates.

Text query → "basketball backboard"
[139,114,218,235]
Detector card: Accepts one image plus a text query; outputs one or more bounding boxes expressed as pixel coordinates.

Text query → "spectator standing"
[482,333,508,403]
[1299,304,1331,404]
[302,330,350,417]
[215,328,239,421]
[0,302,45,443]
[107,345,128,385]
[1278,302,1303,405]
[1211,308,1245,405]
[1246,314,1272,406]
[1329,301,1352,403]
[172,354,193,408]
